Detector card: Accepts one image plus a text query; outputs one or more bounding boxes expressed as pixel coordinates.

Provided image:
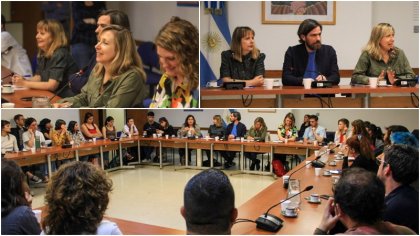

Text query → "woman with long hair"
[102,116,116,139]
[344,135,377,173]
[178,115,201,165]
[1,120,19,154]
[39,118,52,141]
[150,17,199,108]
[12,19,78,97]
[334,118,352,144]
[245,117,268,171]
[1,159,41,235]
[352,23,415,85]
[50,119,72,146]
[67,120,86,144]
[80,112,102,166]
[204,115,225,166]
[56,24,146,107]
[42,161,120,234]
[220,26,266,87]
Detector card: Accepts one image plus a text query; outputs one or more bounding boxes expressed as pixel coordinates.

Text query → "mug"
[2,85,14,93]
[2,102,15,108]
[310,194,320,202]
[286,206,297,216]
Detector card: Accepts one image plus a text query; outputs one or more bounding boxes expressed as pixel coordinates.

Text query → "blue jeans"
[71,43,95,69]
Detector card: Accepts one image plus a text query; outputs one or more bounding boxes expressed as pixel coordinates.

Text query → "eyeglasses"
[376,156,388,166]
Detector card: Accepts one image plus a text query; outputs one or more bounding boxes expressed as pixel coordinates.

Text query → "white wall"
[105,109,125,131]
[120,1,199,42]
[226,1,418,70]
[1,109,80,127]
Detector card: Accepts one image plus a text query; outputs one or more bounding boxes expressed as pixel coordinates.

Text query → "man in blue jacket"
[222,111,246,169]
[282,19,340,86]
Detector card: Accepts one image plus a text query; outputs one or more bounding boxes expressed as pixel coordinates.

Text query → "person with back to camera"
[314,168,415,234]
[1,159,41,235]
[377,144,419,233]
[41,161,121,234]
[351,23,416,85]
[343,135,378,173]
[181,169,237,235]
[282,19,340,86]
[54,24,147,108]
[150,17,199,108]
[220,26,266,87]
[12,19,78,97]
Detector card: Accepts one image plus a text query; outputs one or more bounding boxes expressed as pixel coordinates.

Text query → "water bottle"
[35,135,41,150]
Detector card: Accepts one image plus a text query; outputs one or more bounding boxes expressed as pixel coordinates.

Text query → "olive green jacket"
[246,126,268,139]
[59,68,147,107]
[351,48,415,85]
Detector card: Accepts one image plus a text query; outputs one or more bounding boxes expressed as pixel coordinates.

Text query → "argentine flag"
[200,1,231,87]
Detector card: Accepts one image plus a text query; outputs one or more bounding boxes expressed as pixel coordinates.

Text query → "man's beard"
[306,41,322,51]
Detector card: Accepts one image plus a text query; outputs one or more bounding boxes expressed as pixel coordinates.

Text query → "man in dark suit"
[10,114,26,151]
[222,111,246,168]
[282,19,340,86]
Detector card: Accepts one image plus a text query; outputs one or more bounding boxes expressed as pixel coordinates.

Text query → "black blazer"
[220,50,265,80]
[226,122,247,139]
[282,44,340,86]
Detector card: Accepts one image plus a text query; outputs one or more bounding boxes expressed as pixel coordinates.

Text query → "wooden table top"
[1,88,61,108]
[201,85,419,96]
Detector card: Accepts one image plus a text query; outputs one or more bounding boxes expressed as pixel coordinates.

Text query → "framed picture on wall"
[262,1,336,25]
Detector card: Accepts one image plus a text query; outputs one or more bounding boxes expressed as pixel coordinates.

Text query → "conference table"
[232,147,344,234]
[200,85,419,108]
[1,87,61,108]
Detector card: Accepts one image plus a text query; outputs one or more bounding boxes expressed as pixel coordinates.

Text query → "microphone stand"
[255,186,314,232]
[49,67,87,102]
[283,154,323,189]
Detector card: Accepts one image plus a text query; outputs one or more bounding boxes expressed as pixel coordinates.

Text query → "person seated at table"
[102,116,117,139]
[303,115,326,144]
[1,120,19,154]
[156,117,175,162]
[178,115,202,165]
[351,23,416,85]
[334,118,351,144]
[123,117,139,137]
[367,123,384,155]
[81,112,102,166]
[298,114,310,138]
[204,115,225,167]
[50,119,72,146]
[222,111,247,169]
[181,169,237,235]
[142,112,160,161]
[68,120,86,144]
[350,119,369,137]
[1,159,41,235]
[245,117,268,171]
[11,114,27,151]
[390,132,419,149]
[383,125,409,146]
[282,19,340,86]
[150,17,199,108]
[273,112,299,174]
[1,14,33,77]
[23,117,50,183]
[39,118,52,143]
[343,135,377,173]
[68,9,132,94]
[55,24,147,108]
[377,144,419,233]
[314,168,415,235]
[12,19,78,98]
[42,161,121,234]
[220,26,265,87]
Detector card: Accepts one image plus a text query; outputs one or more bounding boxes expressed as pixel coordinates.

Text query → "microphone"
[255,185,314,232]
[283,154,323,189]
[49,66,88,102]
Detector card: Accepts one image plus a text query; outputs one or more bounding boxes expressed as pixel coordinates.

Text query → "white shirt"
[1,134,18,154]
[123,124,138,136]
[1,31,33,76]
[22,130,45,150]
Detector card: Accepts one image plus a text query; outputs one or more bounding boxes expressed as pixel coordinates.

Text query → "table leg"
[276,95,283,108]
[100,146,104,170]
[159,140,162,169]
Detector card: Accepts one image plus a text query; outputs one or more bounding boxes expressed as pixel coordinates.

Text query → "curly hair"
[155,16,199,90]
[1,159,28,217]
[42,161,113,234]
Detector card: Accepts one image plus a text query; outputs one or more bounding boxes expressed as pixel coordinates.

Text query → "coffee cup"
[165,134,169,139]
[369,77,378,88]
[152,133,157,138]
[32,209,42,223]
[332,176,340,185]
[2,85,14,93]
[215,136,219,141]
[310,194,320,202]
[2,102,15,108]
[157,133,162,138]
[265,79,274,90]
[315,167,322,176]
[206,80,218,88]
[285,206,297,216]
[303,78,313,89]
[305,161,311,168]
[281,200,291,214]
[205,135,209,140]
[240,137,244,142]
[92,138,97,143]
[314,150,320,157]
[313,140,318,146]
[284,138,288,144]
[31,147,36,154]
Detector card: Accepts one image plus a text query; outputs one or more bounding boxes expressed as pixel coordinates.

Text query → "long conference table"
[8,138,341,234]
[201,85,419,108]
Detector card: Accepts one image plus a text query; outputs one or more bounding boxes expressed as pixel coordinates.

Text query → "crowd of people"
[219,19,416,87]
[2,5,199,108]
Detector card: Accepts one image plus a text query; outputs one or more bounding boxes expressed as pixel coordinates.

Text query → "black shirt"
[384,185,419,233]
[143,121,160,136]
[220,50,265,80]
[10,126,27,151]
[1,205,41,235]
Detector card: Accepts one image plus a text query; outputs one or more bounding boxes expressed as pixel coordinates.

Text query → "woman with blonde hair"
[205,115,226,166]
[220,26,266,87]
[351,23,415,85]
[150,16,199,108]
[245,117,268,171]
[55,25,147,108]
[12,19,78,97]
